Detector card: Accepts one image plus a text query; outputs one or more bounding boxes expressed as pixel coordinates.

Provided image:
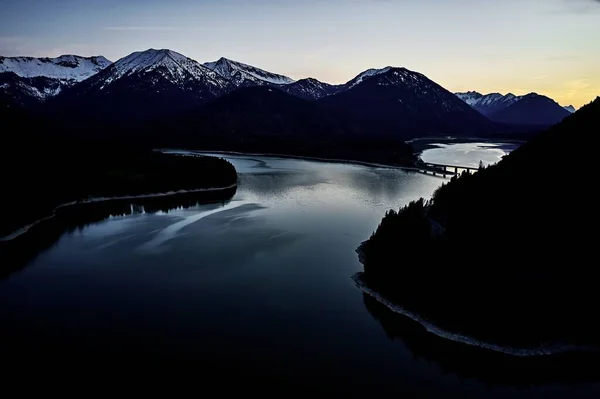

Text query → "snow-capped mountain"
[319,67,497,139]
[48,49,233,122]
[455,91,522,116]
[0,54,111,103]
[203,57,295,86]
[342,66,392,91]
[0,55,111,82]
[456,91,578,122]
[279,78,341,100]
[90,49,230,91]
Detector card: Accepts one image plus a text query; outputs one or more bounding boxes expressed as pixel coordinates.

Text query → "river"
[1,144,598,396]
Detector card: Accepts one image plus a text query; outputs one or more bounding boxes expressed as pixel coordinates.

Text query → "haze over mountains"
[1,48,574,146]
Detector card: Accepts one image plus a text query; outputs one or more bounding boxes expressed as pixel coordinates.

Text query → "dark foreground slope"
[357,97,600,349]
[0,106,237,238]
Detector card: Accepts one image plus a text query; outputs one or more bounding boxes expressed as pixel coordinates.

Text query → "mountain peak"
[345,66,395,89]
[203,57,295,86]
[86,48,233,95]
[490,92,570,126]
[108,48,199,79]
[455,91,524,116]
[279,77,340,100]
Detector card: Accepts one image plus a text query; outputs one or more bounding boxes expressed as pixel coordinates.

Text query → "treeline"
[359,97,600,348]
[141,86,418,167]
[0,109,238,237]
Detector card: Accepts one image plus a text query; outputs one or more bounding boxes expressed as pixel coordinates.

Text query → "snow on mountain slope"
[204,57,295,86]
[455,91,522,116]
[0,71,65,106]
[48,49,233,123]
[455,91,484,106]
[456,91,577,118]
[343,66,393,90]
[280,77,341,100]
[0,55,111,82]
[98,49,229,90]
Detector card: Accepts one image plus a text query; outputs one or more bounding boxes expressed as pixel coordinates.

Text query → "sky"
[1,0,598,108]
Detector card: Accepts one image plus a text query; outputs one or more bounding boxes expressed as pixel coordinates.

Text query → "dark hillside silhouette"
[319,67,498,139]
[358,97,600,348]
[489,93,570,126]
[0,107,237,238]
[147,86,417,166]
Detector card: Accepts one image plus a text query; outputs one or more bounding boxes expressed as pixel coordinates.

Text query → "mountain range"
[455,91,574,126]
[0,55,111,105]
[1,48,578,155]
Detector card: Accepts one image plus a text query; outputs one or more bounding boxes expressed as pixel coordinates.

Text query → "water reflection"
[0,187,237,279]
[362,293,600,388]
[420,142,518,168]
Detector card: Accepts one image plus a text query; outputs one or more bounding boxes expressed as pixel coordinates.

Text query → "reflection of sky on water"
[5,149,594,397]
[420,142,518,168]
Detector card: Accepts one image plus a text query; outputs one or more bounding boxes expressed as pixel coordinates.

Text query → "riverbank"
[356,99,600,354]
[407,136,524,153]
[353,271,596,357]
[0,183,238,242]
[1,149,238,239]
[161,148,424,172]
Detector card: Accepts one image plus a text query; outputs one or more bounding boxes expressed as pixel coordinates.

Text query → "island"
[355,97,600,354]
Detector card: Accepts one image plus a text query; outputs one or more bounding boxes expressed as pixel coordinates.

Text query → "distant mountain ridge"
[45,49,233,123]
[0,54,112,103]
[31,49,499,139]
[279,78,341,100]
[203,57,295,86]
[456,90,573,126]
[0,55,111,81]
[0,50,583,117]
[455,91,522,116]
[2,47,588,146]
[319,67,497,139]
[488,93,571,126]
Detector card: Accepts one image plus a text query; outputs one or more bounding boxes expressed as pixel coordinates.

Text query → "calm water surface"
[420,142,519,168]
[1,149,598,396]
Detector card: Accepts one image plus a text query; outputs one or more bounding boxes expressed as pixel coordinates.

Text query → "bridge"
[415,161,480,178]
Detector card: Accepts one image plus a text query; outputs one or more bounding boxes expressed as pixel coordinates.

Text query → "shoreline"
[0,183,238,242]
[406,136,526,144]
[352,272,597,357]
[160,149,424,172]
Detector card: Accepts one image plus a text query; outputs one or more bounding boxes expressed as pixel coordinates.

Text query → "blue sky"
[1,0,599,107]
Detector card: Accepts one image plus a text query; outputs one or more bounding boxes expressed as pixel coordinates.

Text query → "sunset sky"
[1,0,598,108]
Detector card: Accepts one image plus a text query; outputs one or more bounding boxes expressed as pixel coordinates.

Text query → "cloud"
[103,26,181,31]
